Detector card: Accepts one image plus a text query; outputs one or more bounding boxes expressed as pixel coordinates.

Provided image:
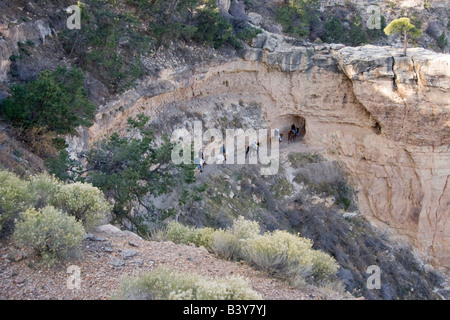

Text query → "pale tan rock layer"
[70,42,449,270]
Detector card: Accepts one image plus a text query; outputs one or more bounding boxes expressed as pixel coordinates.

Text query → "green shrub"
[310,250,340,283]
[348,15,367,46]
[242,230,339,285]
[14,206,85,266]
[275,0,320,38]
[165,221,195,245]
[193,2,235,49]
[323,15,346,44]
[152,218,339,286]
[211,229,241,261]
[191,227,215,251]
[1,66,95,135]
[51,182,111,230]
[241,233,290,274]
[118,267,262,300]
[243,230,313,275]
[162,222,216,251]
[164,218,260,252]
[28,173,62,209]
[236,27,263,43]
[0,170,32,229]
[230,216,260,240]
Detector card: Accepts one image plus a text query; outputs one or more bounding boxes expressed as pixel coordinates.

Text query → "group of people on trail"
[275,124,298,143]
[194,124,300,174]
[195,145,227,173]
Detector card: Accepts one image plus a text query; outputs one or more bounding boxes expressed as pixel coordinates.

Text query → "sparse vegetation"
[154,217,339,287]
[118,266,262,300]
[59,0,261,93]
[294,174,353,211]
[288,152,322,168]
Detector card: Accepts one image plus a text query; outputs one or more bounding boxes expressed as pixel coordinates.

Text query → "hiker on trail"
[291,124,298,136]
[222,145,227,162]
[194,157,204,173]
[198,150,206,166]
[275,128,282,142]
[246,140,259,158]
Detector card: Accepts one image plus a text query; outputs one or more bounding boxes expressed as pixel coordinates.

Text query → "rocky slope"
[0,224,354,300]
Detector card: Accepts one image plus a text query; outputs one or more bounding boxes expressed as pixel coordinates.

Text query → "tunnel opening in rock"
[276,115,306,141]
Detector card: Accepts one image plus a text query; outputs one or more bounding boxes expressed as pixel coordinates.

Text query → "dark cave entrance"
[276,115,306,140]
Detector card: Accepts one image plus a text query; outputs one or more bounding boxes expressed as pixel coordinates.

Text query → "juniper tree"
[80,114,201,232]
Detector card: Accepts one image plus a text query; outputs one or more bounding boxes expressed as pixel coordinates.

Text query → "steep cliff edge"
[65,33,449,270]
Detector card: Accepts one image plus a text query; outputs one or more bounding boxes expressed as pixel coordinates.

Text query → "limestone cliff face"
[69,32,449,269]
[331,46,449,270]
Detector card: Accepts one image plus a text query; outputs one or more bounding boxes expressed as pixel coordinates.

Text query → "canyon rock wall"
[69,33,449,269]
[1,10,447,269]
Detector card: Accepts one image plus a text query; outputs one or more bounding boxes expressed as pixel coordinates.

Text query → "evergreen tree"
[384,18,422,55]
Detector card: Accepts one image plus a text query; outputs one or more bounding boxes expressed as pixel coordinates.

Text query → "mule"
[288,127,300,144]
